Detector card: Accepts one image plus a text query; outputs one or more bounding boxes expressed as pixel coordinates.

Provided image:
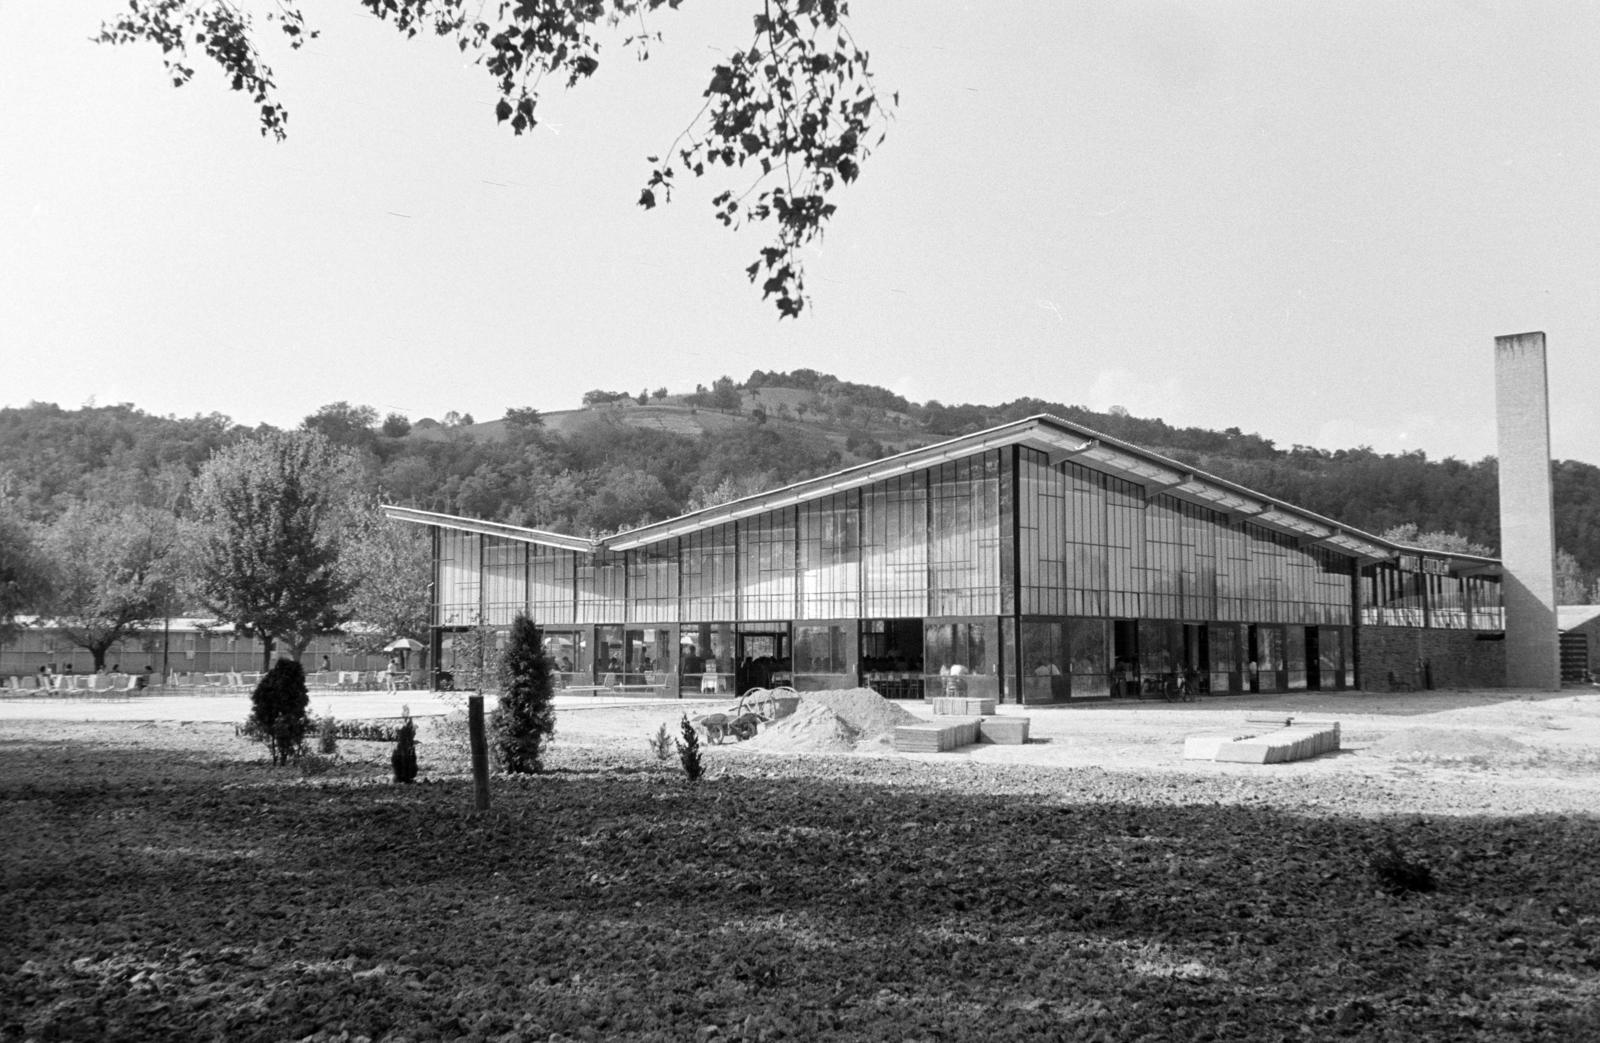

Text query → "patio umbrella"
[383,637,425,653]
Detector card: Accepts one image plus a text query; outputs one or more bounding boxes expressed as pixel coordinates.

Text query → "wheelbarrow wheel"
[737,688,778,722]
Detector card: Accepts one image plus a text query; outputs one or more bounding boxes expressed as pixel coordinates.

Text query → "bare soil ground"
[4,687,1599,1041]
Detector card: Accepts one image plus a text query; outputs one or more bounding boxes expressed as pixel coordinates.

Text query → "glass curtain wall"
[1019,620,1069,703]
[925,619,1000,702]
[681,524,736,622]
[862,474,927,617]
[481,536,527,626]
[927,452,1003,616]
[625,626,676,687]
[680,622,735,696]
[628,544,679,624]
[577,551,626,625]
[798,494,860,620]
[435,529,481,627]
[792,622,858,691]
[740,510,797,622]
[542,628,590,688]
[530,545,576,625]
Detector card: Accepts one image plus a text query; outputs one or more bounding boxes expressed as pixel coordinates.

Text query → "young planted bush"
[317,709,338,755]
[648,722,673,761]
[249,659,310,766]
[391,708,418,784]
[676,713,704,783]
[490,613,556,774]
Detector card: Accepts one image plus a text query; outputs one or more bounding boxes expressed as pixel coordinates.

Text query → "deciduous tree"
[1555,549,1589,605]
[1379,524,1495,558]
[338,507,432,656]
[41,503,180,670]
[96,0,892,318]
[191,430,362,669]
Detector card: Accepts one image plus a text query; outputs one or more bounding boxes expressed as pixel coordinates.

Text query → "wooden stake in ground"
[468,694,490,811]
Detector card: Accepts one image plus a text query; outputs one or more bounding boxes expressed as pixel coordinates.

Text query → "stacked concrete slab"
[931,696,996,716]
[894,718,980,752]
[893,699,1032,753]
[1183,722,1340,764]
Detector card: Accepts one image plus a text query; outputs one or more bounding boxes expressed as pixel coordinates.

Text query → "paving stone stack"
[893,698,1031,753]
[1183,721,1340,764]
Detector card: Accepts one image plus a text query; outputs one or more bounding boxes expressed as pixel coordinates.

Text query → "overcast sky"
[4,1,1597,465]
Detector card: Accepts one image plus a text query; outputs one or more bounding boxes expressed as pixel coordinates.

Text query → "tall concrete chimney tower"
[1494,331,1560,690]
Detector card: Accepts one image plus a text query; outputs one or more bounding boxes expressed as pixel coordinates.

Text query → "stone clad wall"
[1356,625,1506,691]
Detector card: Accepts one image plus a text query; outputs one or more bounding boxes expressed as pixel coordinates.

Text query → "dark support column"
[468,694,490,812]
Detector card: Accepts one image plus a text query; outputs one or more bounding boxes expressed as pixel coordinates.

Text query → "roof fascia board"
[381,505,594,553]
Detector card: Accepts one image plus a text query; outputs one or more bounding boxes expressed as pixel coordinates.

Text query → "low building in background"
[0,617,392,679]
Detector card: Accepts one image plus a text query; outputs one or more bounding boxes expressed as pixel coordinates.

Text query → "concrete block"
[931,696,997,717]
[1183,735,1233,760]
[893,719,981,753]
[978,716,1030,744]
[1207,723,1340,764]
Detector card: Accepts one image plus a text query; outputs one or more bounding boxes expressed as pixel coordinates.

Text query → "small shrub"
[675,713,704,783]
[391,710,418,784]
[299,752,337,777]
[317,711,338,755]
[250,659,310,767]
[648,722,673,761]
[1370,842,1436,895]
[334,719,404,742]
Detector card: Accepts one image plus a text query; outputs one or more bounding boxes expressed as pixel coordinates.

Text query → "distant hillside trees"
[3,371,1600,596]
[0,502,51,643]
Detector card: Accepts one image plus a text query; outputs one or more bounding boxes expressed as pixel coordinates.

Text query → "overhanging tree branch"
[97,0,892,319]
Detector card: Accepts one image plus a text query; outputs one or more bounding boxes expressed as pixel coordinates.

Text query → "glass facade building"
[399,416,1503,702]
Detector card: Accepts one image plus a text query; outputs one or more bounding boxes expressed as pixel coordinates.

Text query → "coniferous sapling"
[249,658,310,766]
[648,722,673,761]
[490,613,556,774]
[676,713,704,783]
[391,707,418,784]
[317,708,338,755]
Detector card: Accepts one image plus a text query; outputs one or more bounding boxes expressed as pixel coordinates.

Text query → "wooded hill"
[2,372,1597,588]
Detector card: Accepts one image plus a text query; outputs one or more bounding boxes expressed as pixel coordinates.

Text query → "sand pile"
[746,700,860,753]
[744,687,922,753]
[1365,727,1532,766]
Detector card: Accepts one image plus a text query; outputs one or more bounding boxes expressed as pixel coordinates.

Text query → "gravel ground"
[4,685,1597,818]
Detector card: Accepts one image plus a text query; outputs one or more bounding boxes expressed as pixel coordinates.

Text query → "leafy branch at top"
[96,0,894,319]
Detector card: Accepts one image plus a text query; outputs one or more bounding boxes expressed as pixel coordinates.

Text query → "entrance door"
[859,619,925,700]
[736,630,790,694]
[1111,619,1139,697]
[1182,623,1209,694]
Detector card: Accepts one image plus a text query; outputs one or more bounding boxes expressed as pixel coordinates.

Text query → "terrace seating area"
[4,672,142,700]
[2,667,425,699]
